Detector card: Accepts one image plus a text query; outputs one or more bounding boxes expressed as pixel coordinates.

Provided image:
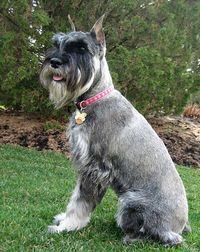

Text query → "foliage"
[43,120,65,131]
[1,144,200,251]
[0,0,200,115]
[188,91,200,104]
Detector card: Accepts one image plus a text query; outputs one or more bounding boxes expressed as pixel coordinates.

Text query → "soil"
[0,111,70,157]
[148,116,200,168]
[0,111,199,168]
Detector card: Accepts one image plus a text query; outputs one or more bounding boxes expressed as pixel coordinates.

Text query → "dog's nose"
[50,58,62,68]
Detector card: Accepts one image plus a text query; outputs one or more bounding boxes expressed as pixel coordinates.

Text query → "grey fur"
[40,16,190,246]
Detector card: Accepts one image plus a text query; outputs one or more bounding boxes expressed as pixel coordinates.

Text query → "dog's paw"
[48,225,63,233]
[123,235,140,245]
[161,232,183,247]
[48,216,90,233]
[53,212,66,225]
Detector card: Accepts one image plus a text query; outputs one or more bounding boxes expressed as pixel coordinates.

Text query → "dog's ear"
[90,14,105,45]
[68,15,76,31]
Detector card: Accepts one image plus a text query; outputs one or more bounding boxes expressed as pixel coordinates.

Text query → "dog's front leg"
[48,176,107,233]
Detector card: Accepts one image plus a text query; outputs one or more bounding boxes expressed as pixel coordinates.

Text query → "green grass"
[0,144,200,252]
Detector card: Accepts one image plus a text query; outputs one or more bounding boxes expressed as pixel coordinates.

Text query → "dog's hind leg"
[48,173,108,233]
[143,211,184,246]
[182,221,192,233]
[117,207,145,244]
[116,191,146,244]
[151,230,183,246]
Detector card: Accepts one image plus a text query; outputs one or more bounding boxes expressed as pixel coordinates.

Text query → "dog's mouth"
[52,74,65,82]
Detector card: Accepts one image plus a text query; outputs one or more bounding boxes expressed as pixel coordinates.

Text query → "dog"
[40,15,190,246]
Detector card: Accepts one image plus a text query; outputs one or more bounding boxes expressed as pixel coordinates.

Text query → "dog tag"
[75,110,87,125]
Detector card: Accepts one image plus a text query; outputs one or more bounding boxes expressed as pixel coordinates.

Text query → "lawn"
[0,144,200,252]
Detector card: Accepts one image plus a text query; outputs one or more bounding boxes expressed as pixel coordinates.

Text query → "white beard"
[49,81,72,108]
[41,56,100,109]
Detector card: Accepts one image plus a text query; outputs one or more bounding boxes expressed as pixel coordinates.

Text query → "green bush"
[0,0,200,116]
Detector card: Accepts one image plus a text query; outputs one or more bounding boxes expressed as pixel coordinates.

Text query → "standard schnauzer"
[40,15,190,246]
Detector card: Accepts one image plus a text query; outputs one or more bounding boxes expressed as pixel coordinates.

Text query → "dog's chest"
[69,118,91,164]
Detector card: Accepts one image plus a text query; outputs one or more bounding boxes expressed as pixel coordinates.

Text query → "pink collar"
[76,86,114,110]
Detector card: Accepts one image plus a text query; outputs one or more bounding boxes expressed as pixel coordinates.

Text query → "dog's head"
[40,15,106,108]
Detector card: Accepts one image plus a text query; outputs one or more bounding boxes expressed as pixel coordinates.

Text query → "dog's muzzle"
[48,59,66,82]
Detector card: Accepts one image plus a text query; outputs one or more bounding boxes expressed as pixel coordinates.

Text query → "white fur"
[53,212,66,225]
[76,73,94,97]
[49,81,71,104]
[74,56,100,98]
[72,125,90,163]
[162,232,183,246]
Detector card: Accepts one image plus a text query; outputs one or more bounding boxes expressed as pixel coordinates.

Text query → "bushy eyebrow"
[65,40,88,48]
[52,33,65,47]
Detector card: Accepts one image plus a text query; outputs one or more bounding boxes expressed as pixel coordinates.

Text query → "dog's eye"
[65,42,87,54]
[78,46,86,53]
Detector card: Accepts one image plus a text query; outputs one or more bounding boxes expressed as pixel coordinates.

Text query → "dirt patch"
[0,111,199,168]
[0,111,70,157]
[148,116,200,168]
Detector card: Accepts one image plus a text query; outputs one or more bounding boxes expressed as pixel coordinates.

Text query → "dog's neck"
[77,57,114,102]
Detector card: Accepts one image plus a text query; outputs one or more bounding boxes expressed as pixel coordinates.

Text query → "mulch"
[0,111,199,168]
